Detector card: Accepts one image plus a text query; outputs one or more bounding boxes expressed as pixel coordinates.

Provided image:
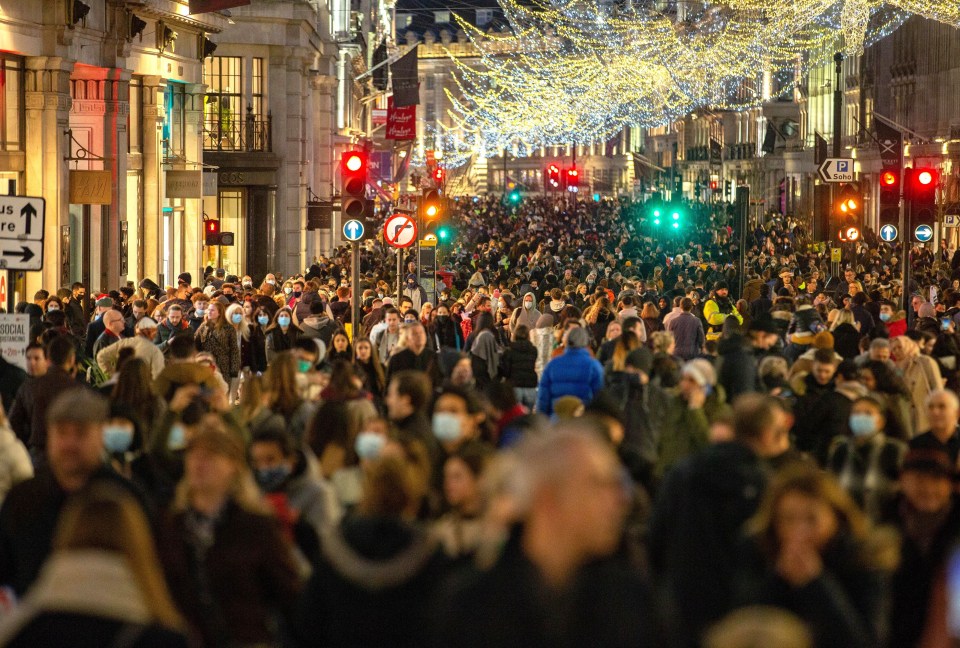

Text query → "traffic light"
[834,184,862,242]
[547,164,561,190]
[566,167,579,193]
[709,179,719,191]
[204,219,220,246]
[437,225,453,241]
[433,167,445,186]
[670,207,682,230]
[905,167,939,231]
[509,189,521,203]
[651,206,662,226]
[879,168,900,228]
[421,188,442,221]
[341,151,368,220]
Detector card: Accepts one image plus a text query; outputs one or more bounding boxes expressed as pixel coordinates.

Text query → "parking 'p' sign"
[384,212,417,248]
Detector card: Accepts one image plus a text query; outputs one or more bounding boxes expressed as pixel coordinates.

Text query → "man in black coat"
[0,388,144,596]
[83,296,115,360]
[63,282,87,340]
[7,336,84,457]
[386,323,442,388]
[888,448,960,648]
[433,424,658,648]
[648,394,792,647]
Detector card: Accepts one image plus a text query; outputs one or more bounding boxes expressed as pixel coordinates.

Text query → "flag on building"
[391,47,420,108]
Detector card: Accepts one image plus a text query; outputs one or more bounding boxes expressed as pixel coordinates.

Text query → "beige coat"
[900,354,943,434]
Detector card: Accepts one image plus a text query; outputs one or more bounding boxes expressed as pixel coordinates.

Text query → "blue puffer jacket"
[536,348,604,415]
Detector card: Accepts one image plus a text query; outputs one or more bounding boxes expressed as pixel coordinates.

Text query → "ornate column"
[24,57,73,294]
[141,76,166,281]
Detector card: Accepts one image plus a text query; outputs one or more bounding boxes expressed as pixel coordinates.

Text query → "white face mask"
[524,301,533,310]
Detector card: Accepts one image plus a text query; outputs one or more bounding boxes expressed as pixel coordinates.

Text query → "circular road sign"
[879,224,898,243]
[384,213,417,248]
[914,224,934,242]
[342,219,364,242]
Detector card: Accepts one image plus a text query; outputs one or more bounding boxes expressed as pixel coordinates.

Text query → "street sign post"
[383,212,417,248]
[0,196,44,271]
[342,219,365,242]
[915,224,934,242]
[818,158,855,183]
[879,224,898,242]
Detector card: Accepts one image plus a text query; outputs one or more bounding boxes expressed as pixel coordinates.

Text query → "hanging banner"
[390,46,420,108]
[166,171,203,199]
[875,120,903,169]
[386,98,416,141]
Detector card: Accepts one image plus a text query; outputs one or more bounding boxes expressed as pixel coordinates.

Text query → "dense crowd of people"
[1,192,960,647]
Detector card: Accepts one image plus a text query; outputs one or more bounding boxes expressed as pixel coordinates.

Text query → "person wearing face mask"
[265,307,301,363]
[249,429,342,550]
[826,396,907,521]
[508,291,541,337]
[431,304,464,352]
[187,296,210,331]
[403,274,429,313]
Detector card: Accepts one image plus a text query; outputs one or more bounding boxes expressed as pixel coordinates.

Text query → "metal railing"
[203,112,272,152]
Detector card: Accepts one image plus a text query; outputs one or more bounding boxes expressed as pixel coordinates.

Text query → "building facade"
[0,0,386,307]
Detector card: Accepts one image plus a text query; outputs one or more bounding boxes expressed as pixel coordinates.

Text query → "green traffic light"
[653,218,661,226]
[672,222,679,229]
[438,227,450,240]
[672,212,680,220]
[653,209,661,217]
[510,191,520,203]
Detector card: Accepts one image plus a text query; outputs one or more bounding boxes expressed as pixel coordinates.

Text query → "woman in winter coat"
[226,303,266,376]
[194,301,241,382]
[737,464,898,648]
[432,303,464,351]
[830,309,863,360]
[293,453,448,648]
[467,312,501,390]
[498,324,539,410]
[354,338,386,399]
[859,360,914,441]
[892,335,943,434]
[0,485,187,647]
[158,425,301,648]
[264,306,301,363]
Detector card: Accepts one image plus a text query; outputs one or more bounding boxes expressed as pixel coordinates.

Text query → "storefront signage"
[217,171,276,186]
[69,170,112,205]
[166,171,202,199]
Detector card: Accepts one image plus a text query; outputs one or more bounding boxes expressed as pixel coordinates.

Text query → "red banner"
[386,98,416,141]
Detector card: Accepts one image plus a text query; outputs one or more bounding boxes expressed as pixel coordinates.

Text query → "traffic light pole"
[903,202,912,328]
[351,242,360,340]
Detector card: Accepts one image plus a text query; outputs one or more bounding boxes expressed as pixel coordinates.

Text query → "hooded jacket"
[509,292,541,333]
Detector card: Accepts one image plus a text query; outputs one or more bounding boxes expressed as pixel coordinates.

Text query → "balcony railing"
[204,112,272,152]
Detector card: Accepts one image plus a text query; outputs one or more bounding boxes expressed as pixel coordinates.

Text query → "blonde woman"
[0,484,186,646]
[158,424,301,648]
[891,335,943,433]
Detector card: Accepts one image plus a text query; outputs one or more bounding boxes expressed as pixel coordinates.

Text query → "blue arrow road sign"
[915,224,934,242]
[879,224,898,242]
[343,219,364,241]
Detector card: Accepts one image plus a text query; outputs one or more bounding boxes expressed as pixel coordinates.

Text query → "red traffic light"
[343,152,365,173]
[205,220,220,234]
[433,167,445,183]
[709,180,719,190]
[880,170,897,187]
[917,170,935,185]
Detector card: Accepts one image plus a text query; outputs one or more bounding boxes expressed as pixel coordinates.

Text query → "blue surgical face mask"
[277,315,291,328]
[355,432,386,461]
[255,465,291,492]
[167,423,187,451]
[879,312,891,322]
[433,412,462,443]
[849,413,877,438]
[257,315,270,326]
[231,313,243,325]
[103,425,134,453]
[195,308,206,318]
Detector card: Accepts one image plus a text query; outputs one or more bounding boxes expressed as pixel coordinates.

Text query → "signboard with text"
[0,196,44,271]
[386,98,416,141]
[0,314,29,370]
[69,170,112,204]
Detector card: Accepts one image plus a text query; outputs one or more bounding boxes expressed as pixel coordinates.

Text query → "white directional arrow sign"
[0,196,45,271]
[342,219,365,242]
[879,224,898,242]
[818,158,855,183]
[0,240,42,271]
